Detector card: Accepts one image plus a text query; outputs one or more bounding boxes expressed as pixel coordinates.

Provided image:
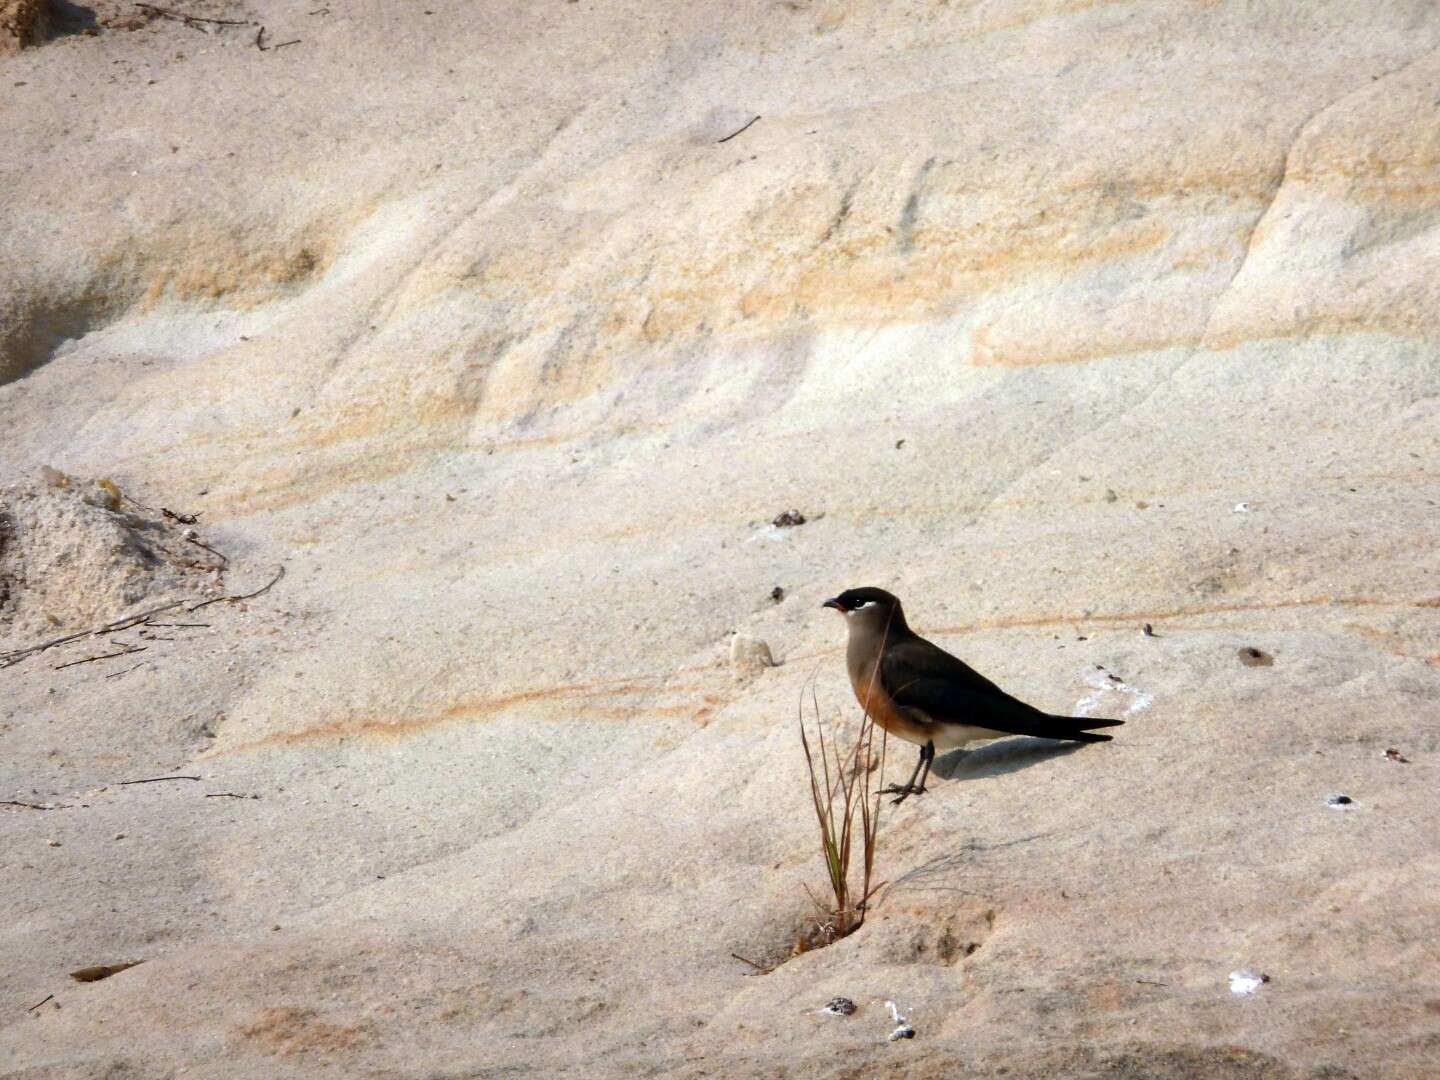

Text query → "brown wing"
[881,635,1121,740]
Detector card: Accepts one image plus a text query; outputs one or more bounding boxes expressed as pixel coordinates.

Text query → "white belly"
[925,718,1011,751]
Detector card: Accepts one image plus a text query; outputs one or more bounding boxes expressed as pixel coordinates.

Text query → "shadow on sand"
[928,735,1086,783]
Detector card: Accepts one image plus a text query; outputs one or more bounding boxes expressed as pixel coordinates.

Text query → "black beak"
[822,597,844,612]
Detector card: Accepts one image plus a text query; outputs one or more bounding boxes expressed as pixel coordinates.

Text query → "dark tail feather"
[1046,715,1123,742]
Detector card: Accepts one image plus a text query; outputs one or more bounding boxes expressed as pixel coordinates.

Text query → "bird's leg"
[915,739,936,794]
[879,741,935,804]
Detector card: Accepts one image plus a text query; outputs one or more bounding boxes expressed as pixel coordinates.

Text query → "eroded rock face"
[2,3,1439,1078]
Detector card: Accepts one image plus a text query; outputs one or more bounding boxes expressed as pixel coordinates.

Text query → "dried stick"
[1,601,186,668]
[54,646,146,671]
[187,566,285,612]
[118,775,201,785]
[184,535,229,567]
[136,4,250,26]
[717,115,760,144]
[729,952,768,973]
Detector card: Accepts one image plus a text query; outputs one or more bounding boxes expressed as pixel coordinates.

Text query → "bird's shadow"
[928,736,1085,783]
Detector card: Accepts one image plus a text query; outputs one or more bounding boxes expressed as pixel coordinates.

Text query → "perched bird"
[823,587,1122,803]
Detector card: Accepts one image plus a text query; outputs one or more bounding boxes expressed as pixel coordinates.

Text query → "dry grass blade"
[797,666,888,947]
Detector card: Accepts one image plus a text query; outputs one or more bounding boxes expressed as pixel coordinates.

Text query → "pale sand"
[2,2,1438,1076]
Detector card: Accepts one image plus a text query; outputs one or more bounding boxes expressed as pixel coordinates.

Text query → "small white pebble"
[47,839,61,848]
[1232,502,1251,513]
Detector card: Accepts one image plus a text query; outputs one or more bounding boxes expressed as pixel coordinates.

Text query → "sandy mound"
[0,0,45,54]
[0,469,223,649]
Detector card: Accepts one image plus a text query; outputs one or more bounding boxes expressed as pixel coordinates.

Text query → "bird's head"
[822,587,906,631]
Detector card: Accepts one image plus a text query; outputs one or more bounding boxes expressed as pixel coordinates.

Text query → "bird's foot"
[877,783,927,805]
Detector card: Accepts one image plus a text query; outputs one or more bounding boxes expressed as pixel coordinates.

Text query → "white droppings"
[1074,664,1152,718]
[1233,502,1252,513]
[744,525,794,545]
[1229,970,1267,995]
[884,1000,916,1041]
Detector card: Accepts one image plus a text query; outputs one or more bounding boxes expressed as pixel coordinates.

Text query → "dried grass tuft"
[796,677,887,949]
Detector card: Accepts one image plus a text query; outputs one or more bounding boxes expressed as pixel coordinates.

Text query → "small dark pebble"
[895,439,906,449]
[1142,623,1156,637]
[821,996,856,1016]
[1326,794,1354,807]
[770,586,785,603]
[772,510,806,528]
[1238,647,1273,667]
[1384,748,1410,764]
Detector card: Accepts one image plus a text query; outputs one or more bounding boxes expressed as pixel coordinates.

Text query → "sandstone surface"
[2,2,1438,1076]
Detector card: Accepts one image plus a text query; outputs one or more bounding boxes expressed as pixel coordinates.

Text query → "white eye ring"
[853,600,873,609]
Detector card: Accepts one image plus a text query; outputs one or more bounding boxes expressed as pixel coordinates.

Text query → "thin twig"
[185,536,228,567]
[254,25,266,49]
[717,115,760,144]
[187,566,285,613]
[0,600,186,668]
[2,800,69,810]
[105,664,145,679]
[26,993,54,1012]
[273,39,301,49]
[145,623,210,628]
[136,4,250,26]
[205,792,259,799]
[53,646,146,671]
[117,775,201,785]
[729,952,768,973]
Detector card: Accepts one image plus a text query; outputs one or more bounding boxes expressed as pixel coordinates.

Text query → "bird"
[823,587,1122,804]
